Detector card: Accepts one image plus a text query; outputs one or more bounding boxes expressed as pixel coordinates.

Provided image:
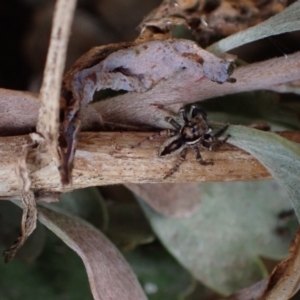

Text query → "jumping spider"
[136,105,230,178]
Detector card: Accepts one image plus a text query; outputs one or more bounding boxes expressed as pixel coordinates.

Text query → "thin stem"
[37,0,77,143]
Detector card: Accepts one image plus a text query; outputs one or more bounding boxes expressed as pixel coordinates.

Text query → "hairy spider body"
[133,105,229,179]
[158,106,229,178]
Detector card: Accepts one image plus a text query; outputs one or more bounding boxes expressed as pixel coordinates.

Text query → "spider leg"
[131,129,177,149]
[179,107,189,123]
[209,135,230,151]
[192,145,213,165]
[165,116,181,130]
[213,124,229,138]
[190,105,207,120]
[164,148,188,179]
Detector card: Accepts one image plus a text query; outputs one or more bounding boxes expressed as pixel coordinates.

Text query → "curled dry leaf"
[64,39,234,104]
[2,51,300,136]
[59,42,134,185]
[259,227,300,300]
[0,200,46,263]
[37,204,147,300]
[126,183,201,218]
[3,191,37,263]
[2,1,77,258]
[2,132,55,262]
[93,51,300,128]
[228,227,300,300]
[227,279,268,300]
[2,138,39,262]
[60,38,234,183]
[138,0,286,45]
[3,53,300,138]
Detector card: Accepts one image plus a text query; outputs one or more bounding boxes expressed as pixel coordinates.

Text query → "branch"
[1,131,300,199]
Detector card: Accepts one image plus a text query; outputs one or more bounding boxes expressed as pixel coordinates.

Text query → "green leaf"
[227,125,300,220]
[54,187,108,231]
[124,243,194,300]
[138,180,296,295]
[0,229,93,300]
[207,1,300,55]
[201,91,300,130]
[106,203,155,251]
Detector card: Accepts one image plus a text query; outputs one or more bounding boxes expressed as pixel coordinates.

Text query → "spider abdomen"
[159,135,185,157]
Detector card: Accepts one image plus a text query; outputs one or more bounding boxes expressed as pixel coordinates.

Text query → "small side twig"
[37,0,77,153]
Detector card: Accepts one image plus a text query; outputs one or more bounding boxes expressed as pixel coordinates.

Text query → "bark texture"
[1,131,299,199]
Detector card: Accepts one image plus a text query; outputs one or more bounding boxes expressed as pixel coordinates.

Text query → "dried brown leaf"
[227,279,268,300]
[93,51,300,127]
[3,191,37,263]
[37,204,147,300]
[69,39,233,99]
[2,52,299,134]
[126,183,201,217]
[59,42,133,185]
[2,137,41,262]
[60,38,234,183]
[2,132,56,261]
[138,0,286,45]
[228,227,300,300]
[260,227,300,300]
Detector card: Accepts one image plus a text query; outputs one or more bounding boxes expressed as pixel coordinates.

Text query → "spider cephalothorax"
[134,105,229,178]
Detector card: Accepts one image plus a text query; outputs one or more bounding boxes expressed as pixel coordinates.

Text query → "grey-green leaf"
[227,125,300,220]
[0,229,94,300]
[106,202,155,250]
[54,187,108,231]
[124,244,194,300]
[138,180,296,295]
[207,1,300,55]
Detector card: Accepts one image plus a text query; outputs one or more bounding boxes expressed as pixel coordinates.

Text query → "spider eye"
[191,105,207,120]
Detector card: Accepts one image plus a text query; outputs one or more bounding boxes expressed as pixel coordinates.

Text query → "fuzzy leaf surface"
[207,1,300,55]
[227,125,300,220]
[139,181,295,295]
